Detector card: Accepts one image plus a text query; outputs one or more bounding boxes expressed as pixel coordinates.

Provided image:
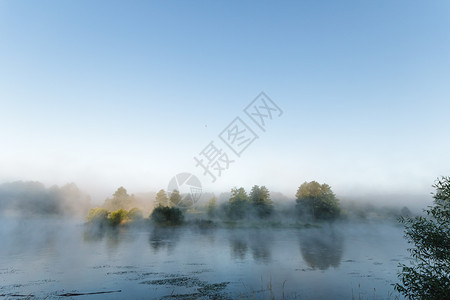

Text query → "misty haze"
[1,1,449,300]
[0,180,445,299]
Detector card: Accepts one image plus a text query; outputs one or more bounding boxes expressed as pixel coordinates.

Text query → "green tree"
[86,207,109,225]
[295,181,340,220]
[169,189,182,207]
[155,189,169,207]
[249,185,274,218]
[114,186,127,198]
[151,206,184,226]
[228,187,249,219]
[109,208,129,226]
[395,177,450,300]
[103,186,137,211]
[207,197,217,218]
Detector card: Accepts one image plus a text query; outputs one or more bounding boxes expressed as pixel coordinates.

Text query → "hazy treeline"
[339,200,412,221]
[0,180,413,223]
[0,181,91,216]
[86,186,185,227]
[102,186,155,213]
[85,181,415,229]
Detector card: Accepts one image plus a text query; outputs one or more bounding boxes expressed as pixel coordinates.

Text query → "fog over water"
[0,217,409,299]
[1,1,449,299]
[0,178,431,299]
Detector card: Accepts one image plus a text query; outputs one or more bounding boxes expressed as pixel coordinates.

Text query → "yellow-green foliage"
[295,181,340,220]
[86,207,148,226]
[109,208,129,226]
[86,207,109,224]
[128,207,144,221]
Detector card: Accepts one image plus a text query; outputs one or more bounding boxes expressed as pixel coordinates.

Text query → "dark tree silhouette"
[395,177,450,300]
[227,187,249,220]
[150,206,184,226]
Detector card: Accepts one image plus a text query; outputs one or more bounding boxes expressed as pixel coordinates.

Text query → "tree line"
[86,181,342,227]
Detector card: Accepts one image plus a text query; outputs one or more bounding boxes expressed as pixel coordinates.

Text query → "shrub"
[109,208,129,226]
[86,207,109,225]
[395,177,450,299]
[151,206,184,226]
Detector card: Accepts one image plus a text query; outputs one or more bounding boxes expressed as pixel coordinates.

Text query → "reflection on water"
[149,227,181,254]
[229,234,248,260]
[83,226,137,250]
[249,230,272,263]
[299,227,344,270]
[228,230,272,263]
[0,219,408,299]
[83,226,105,242]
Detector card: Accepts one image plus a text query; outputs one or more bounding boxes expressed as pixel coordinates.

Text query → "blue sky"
[1,1,449,201]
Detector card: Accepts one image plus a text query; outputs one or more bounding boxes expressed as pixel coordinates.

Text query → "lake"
[0,218,409,299]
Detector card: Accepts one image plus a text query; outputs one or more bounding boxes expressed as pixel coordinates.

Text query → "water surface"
[0,218,408,299]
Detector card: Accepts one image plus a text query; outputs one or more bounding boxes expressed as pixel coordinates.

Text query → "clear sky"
[1,0,449,201]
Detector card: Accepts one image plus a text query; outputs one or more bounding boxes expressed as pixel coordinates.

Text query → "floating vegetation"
[139,275,231,299]
[140,276,205,287]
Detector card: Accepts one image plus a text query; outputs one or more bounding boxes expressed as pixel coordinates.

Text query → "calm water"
[0,218,408,299]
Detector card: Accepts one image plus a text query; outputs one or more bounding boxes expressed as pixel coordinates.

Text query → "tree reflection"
[83,226,135,253]
[299,228,344,270]
[83,226,105,243]
[249,230,272,263]
[105,228,122,249]
[228,229,272,263]
[149,227,180,254]
[229,235,248,260]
